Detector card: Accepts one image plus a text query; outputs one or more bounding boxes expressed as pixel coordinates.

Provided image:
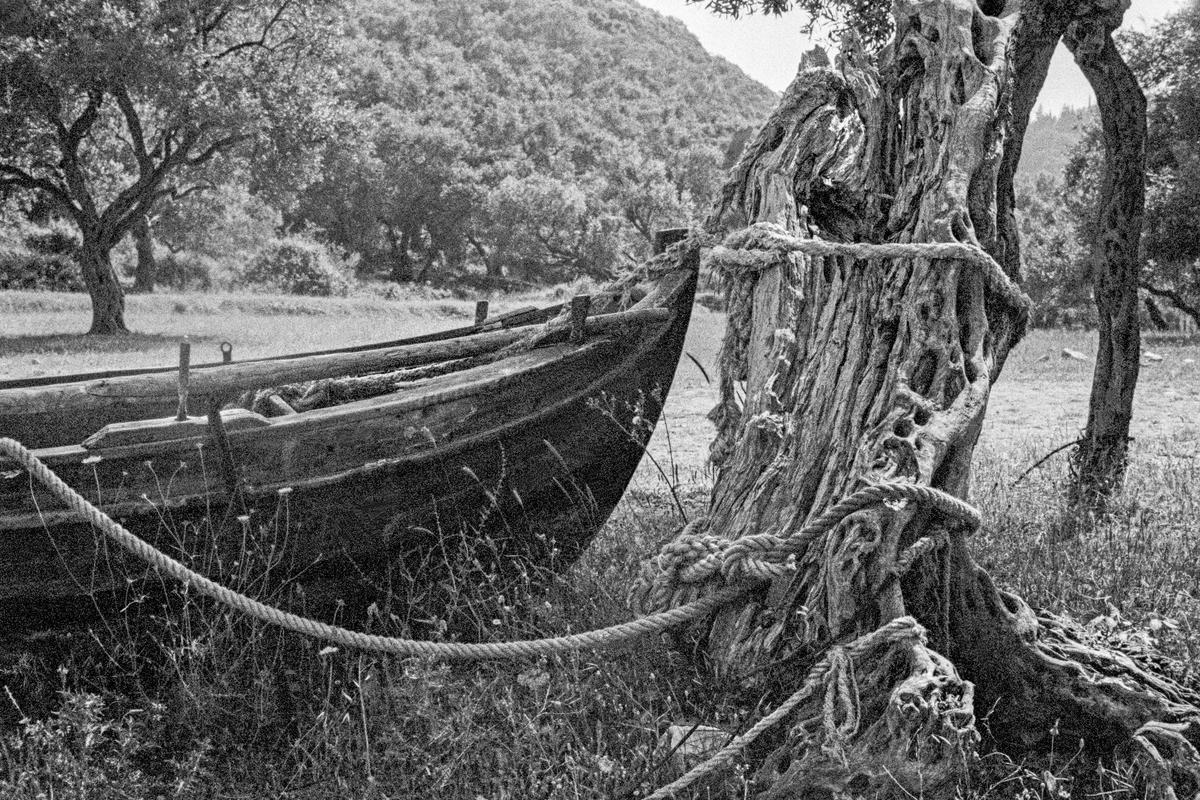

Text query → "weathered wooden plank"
[0,307,669,448]
[0,248,699,614]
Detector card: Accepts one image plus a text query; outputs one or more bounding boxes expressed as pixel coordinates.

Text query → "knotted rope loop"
[786,482,980,557]
[634,524,797,614]
[702,222,1031,314]
[637,480,980,618]
[719,532,795,581]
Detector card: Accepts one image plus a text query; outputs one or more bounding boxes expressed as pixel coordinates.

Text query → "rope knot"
[720,533,796,582]
[633,522,798,614]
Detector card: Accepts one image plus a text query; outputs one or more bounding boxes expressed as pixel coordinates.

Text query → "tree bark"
[667,2,1200,796]
[1065,24,1147,515]
[131,213,157,293]
[78,235,129,335]
[1142,279,1200,330]
[386,224,413,282]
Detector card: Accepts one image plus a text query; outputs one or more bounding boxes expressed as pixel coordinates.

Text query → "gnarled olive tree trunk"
[680,1,1200,796]
[1065,19,1146,513]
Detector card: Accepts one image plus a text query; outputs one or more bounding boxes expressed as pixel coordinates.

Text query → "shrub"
[237,236,353,297]
[155,251,217,291]
[23,219,80,256]
[0,251,85,292]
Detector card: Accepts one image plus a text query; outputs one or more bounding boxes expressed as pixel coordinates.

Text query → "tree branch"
[213,0,295,60]
[1140,279,1200,328]
[112,84,152,173]
[185,133,252,167]
[0,164,82,222]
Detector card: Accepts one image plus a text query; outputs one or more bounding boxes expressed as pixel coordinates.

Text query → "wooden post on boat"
[176,342,191,421]
[653,227,689,255]
[475,300,489,326]
[570,295,590,343]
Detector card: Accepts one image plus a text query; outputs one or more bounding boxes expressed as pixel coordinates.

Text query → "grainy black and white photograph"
[1,0,1198,797]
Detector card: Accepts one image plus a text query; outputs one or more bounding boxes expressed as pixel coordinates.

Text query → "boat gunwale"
[11,336,622,465]
[0,306,680,528]
[0,289,638,391]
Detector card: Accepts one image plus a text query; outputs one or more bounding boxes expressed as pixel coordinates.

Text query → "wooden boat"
[0,235,697,620]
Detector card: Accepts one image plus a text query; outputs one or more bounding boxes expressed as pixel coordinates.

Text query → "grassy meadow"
[1,289,1199,798]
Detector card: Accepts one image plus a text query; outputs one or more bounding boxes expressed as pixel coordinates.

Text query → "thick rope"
[701,222,1031,313]
[0,436,978,799]
[0,437,745,660]
[643,616,925,800]
[3,435,980,665]
[635,481,980,614]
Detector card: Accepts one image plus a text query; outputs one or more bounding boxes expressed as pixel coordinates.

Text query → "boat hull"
[0,265,696,617]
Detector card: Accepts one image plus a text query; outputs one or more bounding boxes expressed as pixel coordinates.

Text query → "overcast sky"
[635,0,1188,112]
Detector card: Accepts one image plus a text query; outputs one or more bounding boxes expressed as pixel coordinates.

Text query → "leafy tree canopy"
[296,0,776,283]
[695,0,891,44]
[1064,0,1200,326]
[0,0,346,332]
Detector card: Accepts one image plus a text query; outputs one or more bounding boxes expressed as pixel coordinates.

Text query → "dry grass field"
[1,288,1199,798]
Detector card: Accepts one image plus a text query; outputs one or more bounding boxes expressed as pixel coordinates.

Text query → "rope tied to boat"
[1,436,979,799]
[1,436,977,659]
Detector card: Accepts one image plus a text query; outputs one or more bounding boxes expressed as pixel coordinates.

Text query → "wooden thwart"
[82,408,271,450]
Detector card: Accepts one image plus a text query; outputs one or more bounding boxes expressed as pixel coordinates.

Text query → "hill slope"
[1017,106,1094,179]
[298,0,779,282]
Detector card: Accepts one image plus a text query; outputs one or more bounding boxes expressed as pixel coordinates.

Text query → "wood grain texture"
[0,257,696,618]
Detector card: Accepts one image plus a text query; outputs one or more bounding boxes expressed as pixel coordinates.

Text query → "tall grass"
[3,350,1200,797]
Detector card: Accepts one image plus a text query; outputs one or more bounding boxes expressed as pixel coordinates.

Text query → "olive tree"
[0,0,343,333]
[642,0,1198,795]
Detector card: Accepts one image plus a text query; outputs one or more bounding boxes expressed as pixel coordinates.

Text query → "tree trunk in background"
[131,214,157,293]
[78,237,128,335]
[1066,27,1146,515]
[387,226,413,282]
[679,2,1200,796]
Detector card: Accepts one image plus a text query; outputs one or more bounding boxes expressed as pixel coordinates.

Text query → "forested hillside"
[0,0,776,301]
[1016,105,1093,179]
[297,0,777,284]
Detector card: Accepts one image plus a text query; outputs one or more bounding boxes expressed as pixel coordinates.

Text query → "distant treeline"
[2,0,776,298]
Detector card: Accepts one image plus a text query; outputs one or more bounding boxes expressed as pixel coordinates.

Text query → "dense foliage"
[296,0,776,284]
[1047,1,1200,329]
[1002,108,1095,327]
[1117,0,1200,326]
[0,0,776,310]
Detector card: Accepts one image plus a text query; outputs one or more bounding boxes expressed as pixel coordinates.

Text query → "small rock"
[1061,348,1089,362]
[29,358,40,365]
[656,725,729,775]
[1184,358,1196,366]
[1144,351,1164,363]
